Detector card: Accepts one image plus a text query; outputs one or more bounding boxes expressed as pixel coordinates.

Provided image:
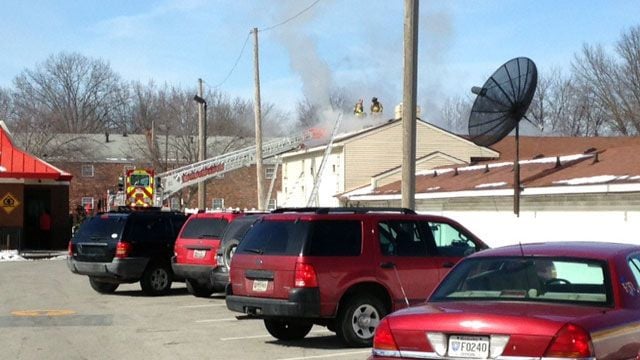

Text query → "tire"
[336,295,387,347]
[140,263,173,296]
[222,239,240,269]
[89,277,119,294]
[185,278,214,298]
[263,319,313,341]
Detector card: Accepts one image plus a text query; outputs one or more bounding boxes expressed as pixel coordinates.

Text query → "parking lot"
[0,259,371,360]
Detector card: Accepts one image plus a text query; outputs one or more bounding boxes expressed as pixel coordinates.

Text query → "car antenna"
[518,242,525,257]
[391,264,410,307]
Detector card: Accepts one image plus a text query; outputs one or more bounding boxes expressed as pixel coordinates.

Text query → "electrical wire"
[209,0,322,88]
[210,31,252,89]
[260,0,322,33]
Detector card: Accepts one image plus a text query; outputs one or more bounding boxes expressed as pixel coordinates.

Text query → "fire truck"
[107,128,321,210]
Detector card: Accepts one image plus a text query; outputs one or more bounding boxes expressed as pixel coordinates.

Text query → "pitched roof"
[341,136,640,199]
[0,122,72,181]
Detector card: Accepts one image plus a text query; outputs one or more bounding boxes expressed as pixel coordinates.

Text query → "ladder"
[307,113,343,206]
[157,129,315,200]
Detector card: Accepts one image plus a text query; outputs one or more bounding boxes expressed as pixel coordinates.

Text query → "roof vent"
[484,164,490,173]
[453,168,459,176]
[555,156,561,168]
[592,153,600,164]
[433,170,438,177]
[584,147,597,154]
[532,154,544,159]
[105,132,110,143]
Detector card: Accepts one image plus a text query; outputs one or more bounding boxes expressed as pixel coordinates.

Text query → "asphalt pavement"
[0,259,371,360]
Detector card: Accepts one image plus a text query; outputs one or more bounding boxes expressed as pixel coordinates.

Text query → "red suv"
[225,208,487,347]
[172,211,244,297]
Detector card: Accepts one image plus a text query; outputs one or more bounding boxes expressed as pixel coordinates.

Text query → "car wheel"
[88,277,119,294]
[223,239,240,269]
[185,278,214,298]
[336,295,386,347]
[263,319,313,341]
[140,263,173,296]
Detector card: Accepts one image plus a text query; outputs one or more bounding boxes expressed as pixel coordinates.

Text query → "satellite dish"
[467,57,538,217]
[468,57,537,147]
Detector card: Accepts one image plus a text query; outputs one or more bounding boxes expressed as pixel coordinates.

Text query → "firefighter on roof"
[353,99,365,117]
[370,97,383,114]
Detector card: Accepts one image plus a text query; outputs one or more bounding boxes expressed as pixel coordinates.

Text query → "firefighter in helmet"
[353,99,365,117]
[370,97,383,114]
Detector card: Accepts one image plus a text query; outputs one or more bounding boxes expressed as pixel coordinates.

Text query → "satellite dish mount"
[467,57,538,216]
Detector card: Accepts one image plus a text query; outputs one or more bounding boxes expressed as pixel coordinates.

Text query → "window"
[267,198,277,210]
[378,221,434,256]
[212,198,224,210]
[265,165,276,180]
[432,257,610,306]
[128,215,172,243]
[307,220,361,256]
[428,222,477,257]
[81,164,94,177]
[170,198,181,210]
[629,256,640,288]
[81,197,94,212]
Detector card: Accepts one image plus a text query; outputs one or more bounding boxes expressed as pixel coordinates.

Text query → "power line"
[209,0,322,88]
[210,31,252,89]
[260,0,322,32]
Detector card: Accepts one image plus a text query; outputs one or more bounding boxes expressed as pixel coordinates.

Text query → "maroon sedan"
[371,242,640,359]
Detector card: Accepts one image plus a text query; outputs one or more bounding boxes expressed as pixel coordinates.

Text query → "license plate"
[252,280,268,292]
[448,335,489,358]
[193,249,206,259]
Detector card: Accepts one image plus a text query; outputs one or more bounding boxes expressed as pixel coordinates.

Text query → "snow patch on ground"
[0,250,27,262]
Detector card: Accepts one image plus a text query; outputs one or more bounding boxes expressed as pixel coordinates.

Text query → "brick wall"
[50,161,278,212]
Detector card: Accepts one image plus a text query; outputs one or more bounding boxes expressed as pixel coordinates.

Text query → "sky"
[1,0,639,125]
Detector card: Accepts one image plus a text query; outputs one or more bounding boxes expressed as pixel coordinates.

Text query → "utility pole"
[252,28,265,210]
[401,0,419,210]
[197,78,207,210]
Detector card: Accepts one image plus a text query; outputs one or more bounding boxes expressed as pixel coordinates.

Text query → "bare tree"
[572,26,640,135]
[0,87,12,123]
[12,52,125,134]
[440,95,472,134]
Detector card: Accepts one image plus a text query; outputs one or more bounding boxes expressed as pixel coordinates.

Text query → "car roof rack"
[271,207,416,215]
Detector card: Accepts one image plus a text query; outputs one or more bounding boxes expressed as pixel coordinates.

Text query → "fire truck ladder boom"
[157,129,315,200]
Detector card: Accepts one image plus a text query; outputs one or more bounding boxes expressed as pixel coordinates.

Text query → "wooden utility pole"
[197,78,206,210]
[401,0,419,210]
[252,28,265,210]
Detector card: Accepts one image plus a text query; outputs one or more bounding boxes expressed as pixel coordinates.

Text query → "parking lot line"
[195,318,237,323]
[178,303,227,309]
[220,329,333,341]
[277,350,371,360]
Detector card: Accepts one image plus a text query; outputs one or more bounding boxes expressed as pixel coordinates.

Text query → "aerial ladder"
[154,129,320,205]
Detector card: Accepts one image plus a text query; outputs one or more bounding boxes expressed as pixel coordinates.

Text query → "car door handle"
[442,262,455,268]
[380,262,396,269]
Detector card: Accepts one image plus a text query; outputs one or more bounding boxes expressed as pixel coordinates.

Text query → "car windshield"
[430,256,612,306]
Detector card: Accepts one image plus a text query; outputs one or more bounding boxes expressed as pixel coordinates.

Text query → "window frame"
[81,164,95,177]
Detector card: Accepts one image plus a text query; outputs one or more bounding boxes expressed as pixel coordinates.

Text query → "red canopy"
[0,122,72,181]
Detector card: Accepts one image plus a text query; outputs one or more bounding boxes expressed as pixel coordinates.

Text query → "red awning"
[0,122,72,181]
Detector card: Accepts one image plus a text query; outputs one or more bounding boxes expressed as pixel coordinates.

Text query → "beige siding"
[344,122,497,190]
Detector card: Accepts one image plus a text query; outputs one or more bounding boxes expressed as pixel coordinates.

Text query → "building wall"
[343,192,640,248]
[278,149,343,207]
[0,183,24,249]
[343,122,497,190]
[50,160,273,211]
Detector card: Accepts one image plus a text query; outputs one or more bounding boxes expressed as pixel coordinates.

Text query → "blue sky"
[1,0,638,121]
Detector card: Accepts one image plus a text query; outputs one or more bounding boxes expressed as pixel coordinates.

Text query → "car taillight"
[372,318,400,356]
[294,262,318,287]
[544,323,593,358]
[115,242,132,259]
